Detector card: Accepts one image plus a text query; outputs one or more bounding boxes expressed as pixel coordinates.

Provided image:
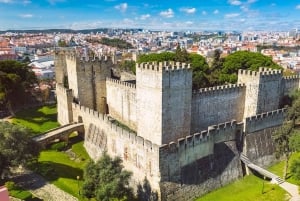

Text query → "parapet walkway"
[240,154,300,201]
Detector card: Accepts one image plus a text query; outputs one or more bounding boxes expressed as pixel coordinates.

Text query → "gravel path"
[12,170,78,201]
[280,182,300,201]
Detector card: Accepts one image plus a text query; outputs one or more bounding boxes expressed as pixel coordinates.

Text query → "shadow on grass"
[36,161,83,183]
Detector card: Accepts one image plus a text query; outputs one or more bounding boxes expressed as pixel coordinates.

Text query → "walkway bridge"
[32,123,84,147]
[240,153,284,184]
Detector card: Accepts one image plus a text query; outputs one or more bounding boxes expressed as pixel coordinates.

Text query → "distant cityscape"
[1,28,300,82]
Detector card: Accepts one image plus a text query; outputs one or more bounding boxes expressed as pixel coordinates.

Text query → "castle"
[54,49,300,201]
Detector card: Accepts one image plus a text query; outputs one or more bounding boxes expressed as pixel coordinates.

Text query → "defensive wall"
[282,75,300,95]
[71,103,161,193]
[191,84,246,132]
[159,120,244,201]
[106,78,137,130]
[243,108,286,167]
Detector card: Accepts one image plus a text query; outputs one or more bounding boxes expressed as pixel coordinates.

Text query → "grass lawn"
[197,153,300,201]
[11,105,92,200]
[37,136,91,200]
[196,175,288,201]
[268,152,300,185]
[12,104,60,136]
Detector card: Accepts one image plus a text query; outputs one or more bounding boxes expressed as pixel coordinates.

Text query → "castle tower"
[75,56,112,113]
[54,49,67,84]
[238,68,282,119]
[136,62,192,145]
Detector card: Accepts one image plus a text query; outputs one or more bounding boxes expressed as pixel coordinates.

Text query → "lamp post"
[261,176,266,194]
[77,176,80,196]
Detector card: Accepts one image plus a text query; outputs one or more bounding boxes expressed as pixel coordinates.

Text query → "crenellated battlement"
[161,120,239,151]
[193,84,245,97]
[238,68,282,78]
[106,78,136,89]
[283,75,300,80]
[245,108,286,122]
[56,83,73,96]
[73,103,159,151]
[245,108,286,133]
[137,61,191,72]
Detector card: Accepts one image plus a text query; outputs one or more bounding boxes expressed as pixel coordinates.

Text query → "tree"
[0,60,37,113]
[0,122,40,178]
[219,51,282,84]
[272,121,293,179]
[273,90,300,180]
[137,177,158,201]
[290,157,300,180]
[82,153,133,201]
[188,53,210,89]
[175,45,189,62]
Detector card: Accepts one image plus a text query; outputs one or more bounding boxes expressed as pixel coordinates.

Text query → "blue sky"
[0,0,300,31]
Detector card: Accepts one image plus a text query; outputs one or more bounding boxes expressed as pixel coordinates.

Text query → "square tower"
[238,68,283,119]
[136,62,192,145]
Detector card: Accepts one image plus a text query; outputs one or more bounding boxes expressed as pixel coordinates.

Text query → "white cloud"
[180,7,196,14]
[213,9,219,14]
[140,14,150,20]
[240,5,249,12]
[185,21,194,25]
[0,0,12,3]
[202,11,207,15]
[160,8,174,18]
[228,0,242,6]
[115,3,128,12]
[296,4,300,10]
[19,14,33,18]
[225,13,240,18]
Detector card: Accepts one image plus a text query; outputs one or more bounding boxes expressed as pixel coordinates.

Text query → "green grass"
[37,136,91,200]
[9,188,42,201]
[196,175,288,201]
[268,152,300,185]
[197,153,300,201]
[11,104,59,136]
[11,105,90,200]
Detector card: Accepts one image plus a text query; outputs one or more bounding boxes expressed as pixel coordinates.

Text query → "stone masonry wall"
[159,121,244,201]
[282,76,300,95]
[136,62,192,145]
[243,108,286,167]
[71,103,161,195]
[191,84,245,132]
[238,68,282,118]
[56,83,73,125]
[106,78,137,130]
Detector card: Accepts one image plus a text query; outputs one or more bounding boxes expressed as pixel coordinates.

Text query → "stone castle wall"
[71,103,161,193]
[191,84,246,132]
[243,108,286,167]
[56,83,73,125]
[282,75,300,95]
[106,78,137,130]
[159,121,244,201]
